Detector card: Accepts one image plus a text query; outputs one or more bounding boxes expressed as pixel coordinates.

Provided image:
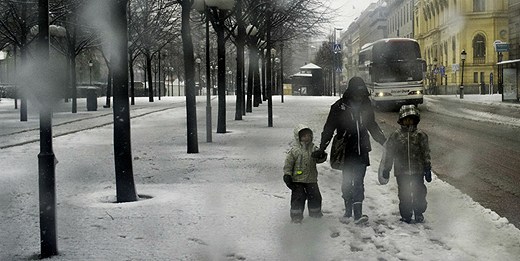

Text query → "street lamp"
[333,27,343,96]
[88,60,93,85]
[194,0,213,142]
[460,49,466,99]
[205,0,235,134]
[433,58,438,95]
[245,24,259,112]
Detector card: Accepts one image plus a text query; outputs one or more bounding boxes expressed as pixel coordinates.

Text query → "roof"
[300,63,321,70]
[497,59,520,65]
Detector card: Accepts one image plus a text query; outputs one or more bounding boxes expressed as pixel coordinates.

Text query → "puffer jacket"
[381,125,431,176]
[283,124,326,183]
[319,98,386,166]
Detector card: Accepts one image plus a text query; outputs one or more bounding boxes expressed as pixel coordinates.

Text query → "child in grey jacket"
[283,124,327,223]
[379,105,432,223]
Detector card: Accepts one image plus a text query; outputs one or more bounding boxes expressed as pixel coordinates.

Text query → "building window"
[473,0,485,12]
[473,72,479,83]
[473,34,486,64]
[452,37,456,64]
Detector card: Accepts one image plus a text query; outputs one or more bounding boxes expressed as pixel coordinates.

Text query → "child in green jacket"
[283,124,327,223]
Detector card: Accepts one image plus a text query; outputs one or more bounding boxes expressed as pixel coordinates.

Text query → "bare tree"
[129,0,180,103]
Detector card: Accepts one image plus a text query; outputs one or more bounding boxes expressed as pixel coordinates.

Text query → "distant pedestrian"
[283,124,327,223]
[379,104,432,223]
[312,77,386,224]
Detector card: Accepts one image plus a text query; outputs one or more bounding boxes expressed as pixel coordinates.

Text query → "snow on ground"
[424,94,520,128]
[1,95,519,260]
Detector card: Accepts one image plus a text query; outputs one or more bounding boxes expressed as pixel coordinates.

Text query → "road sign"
[439,65,446,76]
[336,66,342,72]
[333,43,341,53]
[494,41,510,52]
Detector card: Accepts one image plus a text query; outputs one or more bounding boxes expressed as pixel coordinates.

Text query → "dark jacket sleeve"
[313,146,327,163]
[420,131,431,169]
[319,103,339,150]
[365,107,386,145]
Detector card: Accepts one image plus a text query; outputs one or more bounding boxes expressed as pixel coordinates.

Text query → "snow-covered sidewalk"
[1,95,519,260]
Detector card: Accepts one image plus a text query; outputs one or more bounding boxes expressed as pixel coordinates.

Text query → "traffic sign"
[494,41,510,52]
[439,65,445,76]
[333,43,341,53]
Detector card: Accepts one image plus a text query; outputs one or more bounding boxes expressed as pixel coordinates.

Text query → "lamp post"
[460,49,466,99]
[333,27,342,96]
[194,0,213,142]
[433,58,437,95]
[245,24,258,112]
[88,60,93,85]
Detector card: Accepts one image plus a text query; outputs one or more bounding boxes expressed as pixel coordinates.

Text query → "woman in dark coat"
[313,77,386,224]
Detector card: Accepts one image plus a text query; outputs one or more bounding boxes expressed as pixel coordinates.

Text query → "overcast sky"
[328,0,381,35]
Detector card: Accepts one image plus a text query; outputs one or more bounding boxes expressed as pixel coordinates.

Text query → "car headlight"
[376,92,392,97]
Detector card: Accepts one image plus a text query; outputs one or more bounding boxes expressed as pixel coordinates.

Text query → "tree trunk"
[111,0,137,203]
[216,10,227,134]
[181,0,199,153]
[146,52,154,102]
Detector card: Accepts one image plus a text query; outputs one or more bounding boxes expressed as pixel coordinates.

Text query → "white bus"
[358,38,426,109]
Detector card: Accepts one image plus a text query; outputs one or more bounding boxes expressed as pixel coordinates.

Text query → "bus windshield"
[372,41,421,63]
[371,61,424,83]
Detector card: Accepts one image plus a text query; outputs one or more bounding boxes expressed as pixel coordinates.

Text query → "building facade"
[340,0,511,95]
[415,0,509,94]
[388,0,416,38]
[341,1,389,85]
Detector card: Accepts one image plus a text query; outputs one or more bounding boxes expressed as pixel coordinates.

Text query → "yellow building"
[415,0,509,94]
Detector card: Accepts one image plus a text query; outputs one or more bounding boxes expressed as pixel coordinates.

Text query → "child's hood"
[293,124,313,143]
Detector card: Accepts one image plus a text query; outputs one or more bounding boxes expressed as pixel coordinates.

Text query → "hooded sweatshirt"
[283,124,326,183]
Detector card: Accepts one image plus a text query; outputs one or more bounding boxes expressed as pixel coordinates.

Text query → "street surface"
[375,96,520,228]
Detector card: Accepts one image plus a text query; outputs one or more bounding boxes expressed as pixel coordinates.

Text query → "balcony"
[473,57,485,64]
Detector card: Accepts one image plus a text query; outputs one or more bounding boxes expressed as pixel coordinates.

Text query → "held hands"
[424,166,432,183]
[382,170,390,179]
[378,168,390,185]
[311,149,327,159]
[283,175,294,190]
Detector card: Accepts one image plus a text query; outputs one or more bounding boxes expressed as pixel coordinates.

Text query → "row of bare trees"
[0,0,330,119]
[0,1,331,257]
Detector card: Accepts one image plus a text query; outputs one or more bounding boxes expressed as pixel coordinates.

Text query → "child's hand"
[378,168,389,185]
[382,170,390,179]
[311,149,326,159]
[283,175,294,190]
[424,167,432,182]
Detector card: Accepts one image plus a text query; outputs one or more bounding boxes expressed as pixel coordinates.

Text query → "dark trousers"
[290,183,322,220]
[341,162,367,205]
[396,175,427,219]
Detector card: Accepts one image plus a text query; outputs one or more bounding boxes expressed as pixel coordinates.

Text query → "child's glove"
[311,149,326,159]
[382,170,390,179]
[424,166,432,183]
[283,175,294,190]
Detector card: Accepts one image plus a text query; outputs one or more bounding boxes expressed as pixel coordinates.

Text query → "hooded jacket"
[284,124,326,183]
[319,77,386,166]
[380,107,431,176]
